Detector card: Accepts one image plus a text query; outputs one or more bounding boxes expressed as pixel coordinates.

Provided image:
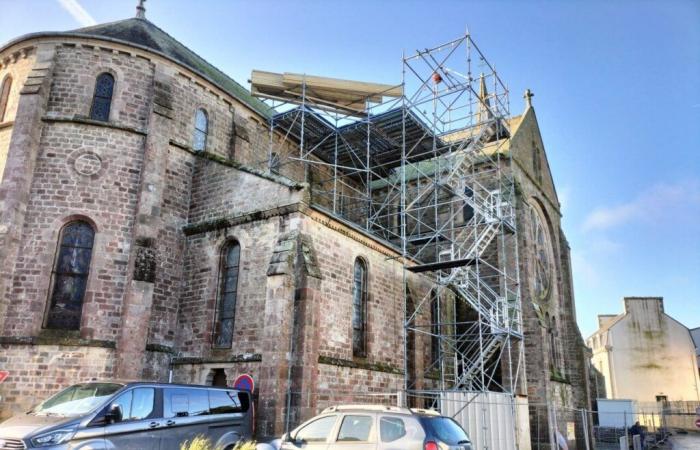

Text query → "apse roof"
[1,17,271,117]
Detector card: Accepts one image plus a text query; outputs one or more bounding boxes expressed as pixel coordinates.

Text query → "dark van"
[0,381,253,449]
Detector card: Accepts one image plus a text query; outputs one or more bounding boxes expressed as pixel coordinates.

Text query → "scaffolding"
[252,32,523,430]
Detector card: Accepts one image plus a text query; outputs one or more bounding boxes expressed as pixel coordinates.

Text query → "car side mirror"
[281,433,289,442]
[106,404,123,424]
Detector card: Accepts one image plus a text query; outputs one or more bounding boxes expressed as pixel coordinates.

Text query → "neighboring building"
[587,297,700,404]
[691,327,700,376]
[0,5,591,445]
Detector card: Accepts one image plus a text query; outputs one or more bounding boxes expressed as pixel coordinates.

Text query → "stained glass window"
[214,241,240,348]
[0,75,11,122]
[45,221,95,330]
[529,204,552,301]
[193,108,208,151]
[90,73,114,122]
[430,289,441,367]
[352,258,367,357]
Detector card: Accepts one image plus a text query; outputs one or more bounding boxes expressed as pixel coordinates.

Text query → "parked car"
[0,381,253,449]
[280,404,472,450]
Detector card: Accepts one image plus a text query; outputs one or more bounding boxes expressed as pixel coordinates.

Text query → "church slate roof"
[71,18,271,117]
[1,17,271,118]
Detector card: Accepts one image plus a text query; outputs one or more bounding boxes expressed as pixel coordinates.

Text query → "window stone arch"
[90,72,115,122]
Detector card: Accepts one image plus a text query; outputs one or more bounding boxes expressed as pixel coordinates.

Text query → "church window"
[0,75,11,122]
[430,289,441,367]
[352,257,368,357]
[463,185,474,223]
[45,221,95,330]
[529,203,553,301]
[90,73,115,122]
[193,108,208,151]
[214,241,240,348]
[269,152,280,174]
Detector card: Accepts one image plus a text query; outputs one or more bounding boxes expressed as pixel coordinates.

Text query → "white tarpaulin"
[441,391,526,450]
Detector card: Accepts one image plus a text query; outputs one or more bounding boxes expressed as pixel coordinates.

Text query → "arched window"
[269,152,280,174]
[45,221,95,330]
[0,75,12,122]
[90,73,115,122]
[352,258,368,357]
[430,289,441,367]
[193,108,208,151]
[214,241,240,348]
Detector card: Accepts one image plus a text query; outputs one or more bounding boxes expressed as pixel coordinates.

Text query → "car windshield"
[32,383,124,417]
[425,417,470,444]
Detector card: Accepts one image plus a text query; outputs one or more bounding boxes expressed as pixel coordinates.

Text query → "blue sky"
[2,0,699,337]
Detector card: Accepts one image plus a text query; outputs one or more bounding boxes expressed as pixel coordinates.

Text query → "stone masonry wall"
[0,343,115,419]
[0,46,36,180]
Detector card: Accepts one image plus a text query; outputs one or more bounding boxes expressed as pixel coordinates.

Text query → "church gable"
[509,103,561,214]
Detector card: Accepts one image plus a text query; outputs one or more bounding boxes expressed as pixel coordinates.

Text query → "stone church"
[0,5,591,446]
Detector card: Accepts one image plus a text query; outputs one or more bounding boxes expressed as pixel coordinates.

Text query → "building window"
[269,152,280,174]
[463,185,474,223]
[90,73,115,122]
[214,241,240,348]
[430,289,441,367]
[352,258,368,357]
[193,108,208,151]
[45,221,95,330]
[0,75,11,122]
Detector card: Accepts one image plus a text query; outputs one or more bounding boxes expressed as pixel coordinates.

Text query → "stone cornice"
[183,203,305,236]
[171,353,262,365]
[318,355,403,375]
[42,115,148,135]
[0,121,14,130]
[0,335,116,349]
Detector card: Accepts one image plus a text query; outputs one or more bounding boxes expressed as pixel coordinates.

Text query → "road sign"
[0,371,8,384]
[232,374,254,392]
[695,418,700,429]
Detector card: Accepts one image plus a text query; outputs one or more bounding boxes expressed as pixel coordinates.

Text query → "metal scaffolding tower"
[252,32,523,419]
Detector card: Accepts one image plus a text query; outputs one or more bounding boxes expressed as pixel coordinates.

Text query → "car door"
[281,414,338,450]
[159,387,211,450]
[102,387,160,450]
[328,414,376,450]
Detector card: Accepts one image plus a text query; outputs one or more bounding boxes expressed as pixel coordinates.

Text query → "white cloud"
[582,179,700,232]
[57,0,96,27]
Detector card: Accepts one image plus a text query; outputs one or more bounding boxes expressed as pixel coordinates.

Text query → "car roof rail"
[321,404,413,415]
[409,407,441,416]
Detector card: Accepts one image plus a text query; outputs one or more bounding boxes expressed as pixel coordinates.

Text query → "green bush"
[179,435,257,450]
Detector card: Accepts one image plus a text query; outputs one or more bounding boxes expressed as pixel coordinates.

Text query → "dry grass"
[179,435,257,450]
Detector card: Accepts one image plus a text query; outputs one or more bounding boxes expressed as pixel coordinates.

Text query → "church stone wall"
[0,46,36,181]
[46,44,153,129]
[2,122,145,339]
[0,343,115,418]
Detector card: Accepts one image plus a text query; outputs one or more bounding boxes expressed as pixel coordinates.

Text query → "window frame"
[294,414,339,444]
[44,220,95,330]
[193,108,209,152]
[335,414,375,443]
[0,75,12,122]
[352,257,368,358]
[89,72,115,122]
[212,240,241,348]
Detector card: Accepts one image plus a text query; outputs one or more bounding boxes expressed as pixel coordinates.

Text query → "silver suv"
[0,381,253,449]
[280,404,472,450]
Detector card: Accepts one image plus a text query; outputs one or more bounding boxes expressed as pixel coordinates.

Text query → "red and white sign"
[0,371,9,384]
[695,418,700,429]
[232,374,254,392]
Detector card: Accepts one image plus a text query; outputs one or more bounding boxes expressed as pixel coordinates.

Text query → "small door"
[328,414,376,450]
[103,387,160,450]
[282,414,338,450]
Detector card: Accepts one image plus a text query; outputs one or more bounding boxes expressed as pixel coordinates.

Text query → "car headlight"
[31,428,76,447]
